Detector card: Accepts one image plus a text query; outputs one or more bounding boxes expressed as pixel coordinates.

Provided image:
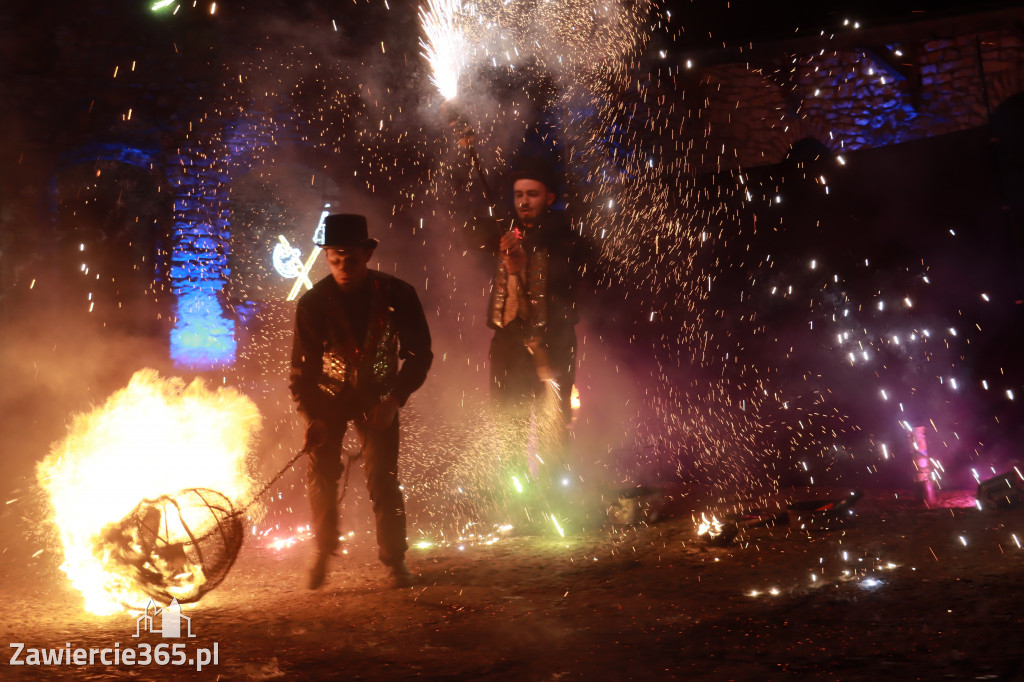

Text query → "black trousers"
[307,416,407,566]
[489,321,576,477]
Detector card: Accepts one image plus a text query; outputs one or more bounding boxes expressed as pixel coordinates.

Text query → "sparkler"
[418,0,466,102]
[419,0,498,207]
[448,110,497,207]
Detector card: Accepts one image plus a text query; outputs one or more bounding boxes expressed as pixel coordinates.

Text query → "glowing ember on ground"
[36,369,262,615]
[696,512,723,538]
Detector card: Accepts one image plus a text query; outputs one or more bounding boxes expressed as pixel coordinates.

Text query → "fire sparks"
[696,513,723,538]
[419,0,466,101]
[36,369,262,615]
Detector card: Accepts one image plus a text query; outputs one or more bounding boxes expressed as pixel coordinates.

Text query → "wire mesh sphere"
[95,488,244,607]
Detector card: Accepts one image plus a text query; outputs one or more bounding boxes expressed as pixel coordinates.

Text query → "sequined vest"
[488,243,549,335]
[318,275,399,402]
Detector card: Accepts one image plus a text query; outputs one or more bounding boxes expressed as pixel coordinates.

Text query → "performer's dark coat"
[289,270,432,565]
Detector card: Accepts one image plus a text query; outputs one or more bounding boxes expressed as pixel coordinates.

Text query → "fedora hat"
[318,214,379,249]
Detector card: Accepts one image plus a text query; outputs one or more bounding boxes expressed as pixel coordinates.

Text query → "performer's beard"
[516,207,538,227]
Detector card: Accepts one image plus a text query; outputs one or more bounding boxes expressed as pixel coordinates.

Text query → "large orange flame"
[36,369,262,615]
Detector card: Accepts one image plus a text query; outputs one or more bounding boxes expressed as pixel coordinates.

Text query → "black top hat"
[318,214,379,249]
[509,159,560,198]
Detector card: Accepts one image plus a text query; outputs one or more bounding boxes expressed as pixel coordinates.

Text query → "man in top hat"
[485,161,584,490]
[289,214,432,589]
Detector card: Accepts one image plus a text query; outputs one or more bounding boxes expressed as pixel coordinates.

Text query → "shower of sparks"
[16,0,1020,590]
[419,0,467,101]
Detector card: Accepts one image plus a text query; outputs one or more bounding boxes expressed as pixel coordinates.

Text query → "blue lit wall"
[678,30,1024,172]
[166,151,236,369]
[49,142,236,369]
[165,114,301,370]
[57,143,239,369]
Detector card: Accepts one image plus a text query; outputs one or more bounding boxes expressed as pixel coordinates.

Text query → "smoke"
[0,289,176,561]
[0,0,742,570]
[203,0,799,529]
[15,0,1015,569]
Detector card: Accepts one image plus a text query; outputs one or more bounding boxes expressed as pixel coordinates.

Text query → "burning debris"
[697,490,865,547]
[606,486,666,526]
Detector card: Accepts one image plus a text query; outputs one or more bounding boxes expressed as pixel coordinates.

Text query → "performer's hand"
[500,230,526,274]
[365,394,400,430]
[499,230,521,252]
[525,337,556,382]
[535,362,556,382]
[304,419,328,451]
[443,104,476,148]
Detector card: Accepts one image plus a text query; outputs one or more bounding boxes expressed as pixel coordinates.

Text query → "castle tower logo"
[133,599,196,639]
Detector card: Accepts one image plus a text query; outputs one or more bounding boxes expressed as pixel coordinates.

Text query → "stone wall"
[656,11,1024,171]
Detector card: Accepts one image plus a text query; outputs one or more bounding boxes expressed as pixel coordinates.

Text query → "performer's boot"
[308,551,329,590]
[388,559,415,588]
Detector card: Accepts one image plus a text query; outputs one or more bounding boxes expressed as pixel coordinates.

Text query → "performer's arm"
[392,281,434,406]
[289,299,322,421]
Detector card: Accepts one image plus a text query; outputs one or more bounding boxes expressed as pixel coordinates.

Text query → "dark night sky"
[663,0,1020,45]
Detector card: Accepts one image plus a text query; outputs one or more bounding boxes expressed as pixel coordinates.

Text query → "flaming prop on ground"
[36,369,262,615]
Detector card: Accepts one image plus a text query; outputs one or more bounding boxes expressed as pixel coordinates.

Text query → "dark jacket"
[482,210,583,339]
[289,271,432,421]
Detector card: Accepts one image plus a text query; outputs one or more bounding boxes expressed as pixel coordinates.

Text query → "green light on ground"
[551,516,565,537]
[511,476,524,493]
[151,0,176,11]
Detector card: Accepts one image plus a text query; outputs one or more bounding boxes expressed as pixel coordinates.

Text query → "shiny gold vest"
[318,276,399,400]
[488,244,549,335]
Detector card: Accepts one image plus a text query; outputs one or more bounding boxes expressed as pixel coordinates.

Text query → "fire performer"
[482,161,583,488]
[289,214,432,589]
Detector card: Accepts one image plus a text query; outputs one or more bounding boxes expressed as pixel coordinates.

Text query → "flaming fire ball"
[36,370,262,615]
[92,487,245,608]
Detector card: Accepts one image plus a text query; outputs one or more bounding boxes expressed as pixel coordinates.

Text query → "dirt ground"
[3,486,1024,681]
